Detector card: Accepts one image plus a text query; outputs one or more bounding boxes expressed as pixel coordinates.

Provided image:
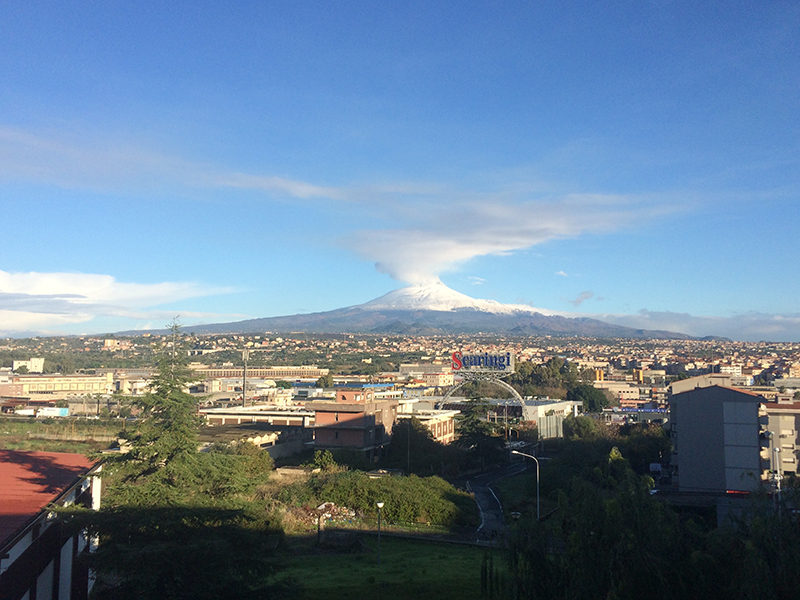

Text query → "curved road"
[466,463,527,543]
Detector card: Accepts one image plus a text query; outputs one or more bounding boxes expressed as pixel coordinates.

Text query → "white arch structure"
[440,372,523,405]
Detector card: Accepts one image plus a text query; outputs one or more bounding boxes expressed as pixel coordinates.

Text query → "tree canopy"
[566,383,610,412]
[66,322,291,599]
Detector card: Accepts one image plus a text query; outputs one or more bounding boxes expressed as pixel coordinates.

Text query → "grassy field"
[0,417,121,453]
[280,534,502,600]
[491,469,555,521]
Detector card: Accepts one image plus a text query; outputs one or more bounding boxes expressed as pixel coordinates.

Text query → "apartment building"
[669,386,800,495]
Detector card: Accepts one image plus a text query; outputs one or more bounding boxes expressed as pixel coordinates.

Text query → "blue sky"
[1,1,799,341]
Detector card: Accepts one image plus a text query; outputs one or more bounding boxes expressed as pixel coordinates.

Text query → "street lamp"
[376,502,385,564]
[511,450,540,521]
[765,430,783,511]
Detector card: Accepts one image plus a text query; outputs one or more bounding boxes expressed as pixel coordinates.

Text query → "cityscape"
[3,329,800,598]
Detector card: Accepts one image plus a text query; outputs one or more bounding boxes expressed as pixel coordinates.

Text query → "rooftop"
[0,450,95,548]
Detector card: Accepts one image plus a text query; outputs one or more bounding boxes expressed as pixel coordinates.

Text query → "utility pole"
[407,421,411,473]
[242,348,249,407]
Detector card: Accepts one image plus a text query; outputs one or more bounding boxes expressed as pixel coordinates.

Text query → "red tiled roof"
[0,450,95,548]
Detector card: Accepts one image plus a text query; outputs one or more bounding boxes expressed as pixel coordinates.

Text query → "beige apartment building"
[9,373,113,397]
[422,372,455,387]
[191,364,328,380]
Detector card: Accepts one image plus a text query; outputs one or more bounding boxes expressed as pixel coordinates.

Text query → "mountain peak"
[359,281,551,315]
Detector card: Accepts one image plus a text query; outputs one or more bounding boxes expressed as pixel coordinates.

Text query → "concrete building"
[421,372,455,387]
[190,364,328,381]
[397,399,459,444]
[603,407,669,425]
[593,381,641,407]
[772,377,800,393]
[398,363,452,377]
[197,422,311,459]
[669,373,733,396]
[310,386,398,460]
[0,450,101,600]
[113,374,149,395]
[200,405,315,428]
[669,386,765,494]
[760,399,800,477]
[521,398,581,439]
[9,374,113,398]
[11,359,44,374]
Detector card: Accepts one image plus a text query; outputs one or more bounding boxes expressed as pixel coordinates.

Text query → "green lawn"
[280,535,501,600]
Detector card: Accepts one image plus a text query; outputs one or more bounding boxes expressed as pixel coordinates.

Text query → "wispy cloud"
[468,276,485,285]
[215,173,346,200]
[567,291,594,307]
[580,309,800,343]
[0,270,236,335]
[556,270,569,277]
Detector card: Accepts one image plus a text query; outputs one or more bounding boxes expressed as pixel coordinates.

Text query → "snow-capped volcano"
[359,281,555,316]
[147,281,691,339]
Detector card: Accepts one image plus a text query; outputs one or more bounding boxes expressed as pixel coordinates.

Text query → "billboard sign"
[451,351,515,374]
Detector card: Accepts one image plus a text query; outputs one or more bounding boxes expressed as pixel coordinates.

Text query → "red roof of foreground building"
[0,450,95,548]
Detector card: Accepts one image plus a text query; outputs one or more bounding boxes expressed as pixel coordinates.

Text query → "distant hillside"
[126,282,694,339]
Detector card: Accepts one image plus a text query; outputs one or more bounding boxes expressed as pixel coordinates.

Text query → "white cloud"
[556,270,569,277]
[468,276,485,285]
[0,270,235,335]
[0,125,679,287]
[349,195,671,284]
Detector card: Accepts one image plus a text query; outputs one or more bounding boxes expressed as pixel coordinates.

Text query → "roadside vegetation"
[492,416,800,600]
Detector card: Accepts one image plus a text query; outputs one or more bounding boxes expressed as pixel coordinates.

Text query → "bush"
[267,471,478,528]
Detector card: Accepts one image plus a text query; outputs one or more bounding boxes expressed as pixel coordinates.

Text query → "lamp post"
[376,502,384,564]
[511,450,540,521]
[766,430,783,511]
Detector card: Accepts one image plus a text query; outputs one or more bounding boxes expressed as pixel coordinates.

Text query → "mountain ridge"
[120,283,699,339]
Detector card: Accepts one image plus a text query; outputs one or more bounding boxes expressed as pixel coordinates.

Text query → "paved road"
[466,463,528,543]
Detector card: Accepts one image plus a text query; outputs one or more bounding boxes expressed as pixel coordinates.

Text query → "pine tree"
[104,321,202,504]
[65,321,293,599]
